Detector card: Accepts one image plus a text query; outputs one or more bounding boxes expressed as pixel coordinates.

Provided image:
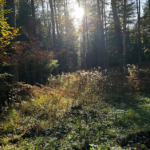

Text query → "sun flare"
[74,5,84,19]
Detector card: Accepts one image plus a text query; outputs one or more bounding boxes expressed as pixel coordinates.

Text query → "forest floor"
[0,63,150,150]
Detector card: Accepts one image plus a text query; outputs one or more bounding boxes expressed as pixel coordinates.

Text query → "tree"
[97,0,101,67]
[4,0,15,28]
[111,0,124,72]
[149,0,150,18]
[49,0,56,48]
[140,1,150,62]
[85,0,91,69]
[0,0,18,69]
[41,0,46,27]
[82,5,86,69]
[0,0,19,107]
[136,0,142,68]
[31,0,36,35]
[123,0,126,64]
[104,1,109,67]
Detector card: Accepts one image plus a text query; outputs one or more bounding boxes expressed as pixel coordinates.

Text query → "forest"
[0,0,150,149]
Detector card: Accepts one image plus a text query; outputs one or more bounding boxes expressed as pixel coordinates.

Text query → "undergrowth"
[0,64,150,150]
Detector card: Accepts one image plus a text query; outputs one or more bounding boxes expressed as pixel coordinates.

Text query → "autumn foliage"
[0,34,56,65]
[0,0,54,67]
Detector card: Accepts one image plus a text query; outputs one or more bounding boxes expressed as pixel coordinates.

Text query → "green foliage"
[0,0,19,109]
[0,1,16,48]
[46,59,59,72]
[0,0,19,68]
[1,65,150,149]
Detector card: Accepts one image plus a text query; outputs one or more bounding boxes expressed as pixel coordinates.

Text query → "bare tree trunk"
[47,2,51,41]
[65,0,68,49]
[5,0,15,27]
[101,0,106,68]
[136,0,142,68]
[97,0,101,67]
[41,0,46,27]
[85,0,91,69]
[149,0,150,18]
[82,15,86,69]
[54,0,59,41]
[111,0,124,73]
[138,0,142,68]
[126,16,130,64]
[64,0,70,70]
[57,2,63,70]
[104,3,109,67]
[49,0,56,48]
[123,0,126,65]
[31,0,36,35]
[54,0,62,70]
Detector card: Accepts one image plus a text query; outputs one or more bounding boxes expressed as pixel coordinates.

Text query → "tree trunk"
[138,0,142,68]
[136,0,142,68]
[5,0,15,28]
[65,0,68,49]
[85,0,91,69]
[82,15,86,69]
[149,0,150,18]
[57,2,63,70]
[111,0,124,72]
[31,0,36,35]
[101,0,106,68]
[41,0,46,27]
[5,0,19,83]
[47,2,51,41]
[123,0,126,65]
[97,0,101,67]
[54,0,59,41]
[49,0,56,48]
[104,3,109,67]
